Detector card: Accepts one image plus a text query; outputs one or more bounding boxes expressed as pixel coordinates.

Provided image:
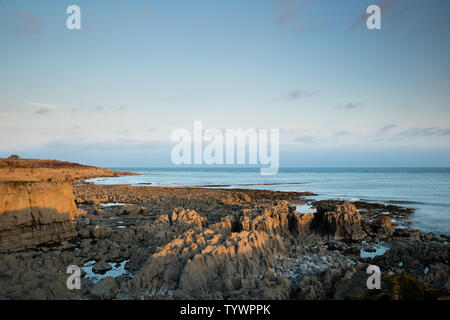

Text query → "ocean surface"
[87,167,450,235]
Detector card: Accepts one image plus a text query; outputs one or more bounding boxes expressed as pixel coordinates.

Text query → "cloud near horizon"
[336,102,363,110]
[27,101,58,115]
[376,124,397,135]
[393,126,450,139]
[34,108,51,115]
[334,131,351,137]
[287,89,317,100]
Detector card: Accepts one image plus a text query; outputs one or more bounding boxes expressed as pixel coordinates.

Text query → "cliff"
[0,181,82,252]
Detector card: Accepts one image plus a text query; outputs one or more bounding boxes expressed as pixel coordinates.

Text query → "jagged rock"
[211,216,235,233]
[91,225,109,239]
[136,228,287,298]
[288,212,314,234]
[221,201,313,236]
[296,276,326,300]
[159,208,207,228]
[90,277,118,300]
[313,201,365,241]
[373,216,395,237]
[363,215,395,239]
[240,202,291,235]
[0,181,78,252]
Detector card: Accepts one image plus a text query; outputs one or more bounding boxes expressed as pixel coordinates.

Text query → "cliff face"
[0,181,78,252]
[0,159,131,253]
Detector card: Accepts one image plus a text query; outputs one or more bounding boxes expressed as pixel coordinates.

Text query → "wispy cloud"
[294,135,323,143]
[336,102,363,110]
[27,101,57,115]
[286,89,317,100]
[394,126,450,139]
[334,131,351,136]
[376,124,397,135]
[118,127,133,135]
[34,108,51,115]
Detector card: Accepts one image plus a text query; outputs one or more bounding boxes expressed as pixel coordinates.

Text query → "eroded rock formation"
[136,228,287,299]
[313,201,365,241]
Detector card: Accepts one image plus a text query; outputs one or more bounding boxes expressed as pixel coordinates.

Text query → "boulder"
[371,216,395,238]
[120,204,142,216]
[313,201,364,241]
[92,261,113,275]
[159,208,207,228]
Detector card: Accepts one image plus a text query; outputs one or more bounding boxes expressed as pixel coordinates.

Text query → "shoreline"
[0,160,448,300]
[85,167,450,236]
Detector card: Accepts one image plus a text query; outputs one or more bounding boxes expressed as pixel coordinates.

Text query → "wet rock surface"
[0,184,448,300]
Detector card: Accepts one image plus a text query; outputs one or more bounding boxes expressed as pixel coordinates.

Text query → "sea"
[86,167,450,236]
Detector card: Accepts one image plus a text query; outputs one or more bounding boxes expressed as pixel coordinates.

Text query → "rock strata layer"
[0,181,78,252]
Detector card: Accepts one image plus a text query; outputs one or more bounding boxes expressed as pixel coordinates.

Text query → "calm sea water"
[87,167,450,235]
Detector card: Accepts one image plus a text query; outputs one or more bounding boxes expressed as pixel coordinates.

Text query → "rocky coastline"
[0,160,448,300]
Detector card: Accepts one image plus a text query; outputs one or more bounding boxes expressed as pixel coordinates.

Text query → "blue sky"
[0,0,449,167]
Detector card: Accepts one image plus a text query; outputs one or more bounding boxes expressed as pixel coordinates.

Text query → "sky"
[0,0,449,167]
